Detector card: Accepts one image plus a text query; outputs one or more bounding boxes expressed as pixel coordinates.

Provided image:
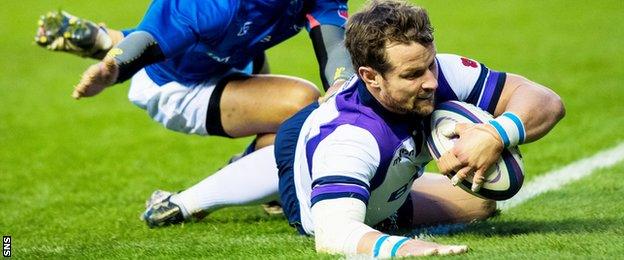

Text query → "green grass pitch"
[1,0,623,258]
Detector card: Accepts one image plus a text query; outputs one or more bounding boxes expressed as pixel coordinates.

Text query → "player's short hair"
[346,0,434,76]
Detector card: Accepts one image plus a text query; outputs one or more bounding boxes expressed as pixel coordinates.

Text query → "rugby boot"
[261,200,284,215]
[144,189,174,209]
[35,10,110,58]
[142,195,185,228]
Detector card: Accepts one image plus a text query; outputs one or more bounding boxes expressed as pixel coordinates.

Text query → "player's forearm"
[312,198,373,254]
[309,25,355,91]
[324,43,354,89]
[311,198,412,257]
[494,73,565,143]
[106,31,165,83]
[315,216,413,257]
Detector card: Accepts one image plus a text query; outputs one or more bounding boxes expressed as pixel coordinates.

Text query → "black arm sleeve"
[112,31,165,83]
[309,25,355,91]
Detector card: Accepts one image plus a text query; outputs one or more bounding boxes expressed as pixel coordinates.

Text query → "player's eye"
[401,69,425,79]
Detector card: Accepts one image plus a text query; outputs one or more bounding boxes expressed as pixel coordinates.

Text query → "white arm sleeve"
[311,197,375,255]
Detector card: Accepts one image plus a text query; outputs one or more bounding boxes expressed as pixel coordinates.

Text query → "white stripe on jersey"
[436,54,482,101]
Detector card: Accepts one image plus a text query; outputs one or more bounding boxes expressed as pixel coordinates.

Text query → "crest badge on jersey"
[237,21,252,36]
[338,9,348,20]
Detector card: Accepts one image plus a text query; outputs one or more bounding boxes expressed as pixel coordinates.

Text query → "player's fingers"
[72,77,91,99]
[454,123,472,135]
[72,86,84,99]
[440,122,457,138]
[437,245,468,255]
[451,166,472,186]
[471,169,486,192]
[404,248,438,257]
[80,67,98,84]
[438,151,463,175]
[422,248,438,256]
[436,158,449,176]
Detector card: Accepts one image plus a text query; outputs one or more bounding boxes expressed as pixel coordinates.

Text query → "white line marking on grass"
[498,142,624,211]
[410,142,624,237]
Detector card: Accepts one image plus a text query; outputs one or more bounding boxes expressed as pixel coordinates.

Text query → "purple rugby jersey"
[282,53,506,235]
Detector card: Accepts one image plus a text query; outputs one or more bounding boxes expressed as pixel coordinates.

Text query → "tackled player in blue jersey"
[35,0,352,150]
[138,0,565,257]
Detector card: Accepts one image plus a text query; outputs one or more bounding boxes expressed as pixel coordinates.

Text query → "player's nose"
[421,70,438,90]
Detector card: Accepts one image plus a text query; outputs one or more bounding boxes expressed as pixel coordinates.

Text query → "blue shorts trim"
[275,102,319,235]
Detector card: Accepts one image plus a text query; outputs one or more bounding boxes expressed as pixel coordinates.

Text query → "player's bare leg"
[219,75,320,137]
[409,172,496,226]
[35,10,123,59]
[254,133,275,149]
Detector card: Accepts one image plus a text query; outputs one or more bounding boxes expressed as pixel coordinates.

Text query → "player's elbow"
[548,91,566,123]
[555,96,566,122]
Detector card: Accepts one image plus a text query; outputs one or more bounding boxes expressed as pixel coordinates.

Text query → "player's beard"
[381,90,435,117]
[412,93,435,116]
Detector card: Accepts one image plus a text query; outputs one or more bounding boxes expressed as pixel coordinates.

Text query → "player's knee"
[291,79,320,104]
[475,199,497,220]
[278,79,320,119]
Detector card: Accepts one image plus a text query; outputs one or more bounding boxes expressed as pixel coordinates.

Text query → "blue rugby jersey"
[128,0,348,85]
[280,54,507,235]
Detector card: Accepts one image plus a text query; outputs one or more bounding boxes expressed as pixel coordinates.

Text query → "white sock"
[170,145,279,218]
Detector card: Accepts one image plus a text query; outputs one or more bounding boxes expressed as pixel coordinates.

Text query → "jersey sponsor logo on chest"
[391,138,418,166]
[206,51,231,63]
[392,147,416,166]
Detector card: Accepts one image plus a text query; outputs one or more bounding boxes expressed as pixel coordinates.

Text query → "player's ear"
[358,66,380,90]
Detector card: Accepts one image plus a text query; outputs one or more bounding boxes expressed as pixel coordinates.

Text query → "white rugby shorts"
[127,69,244,136]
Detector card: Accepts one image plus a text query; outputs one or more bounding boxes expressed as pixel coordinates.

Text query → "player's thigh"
[408,173,496,226]
[220,75,320,137]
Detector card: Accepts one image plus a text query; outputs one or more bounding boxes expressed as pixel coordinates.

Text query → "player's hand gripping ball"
[427,101,524,200]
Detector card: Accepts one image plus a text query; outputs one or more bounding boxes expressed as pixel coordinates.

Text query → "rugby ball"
[427,101,524,200]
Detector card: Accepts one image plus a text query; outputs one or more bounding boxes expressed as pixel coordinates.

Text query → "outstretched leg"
[142,146,279,227]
